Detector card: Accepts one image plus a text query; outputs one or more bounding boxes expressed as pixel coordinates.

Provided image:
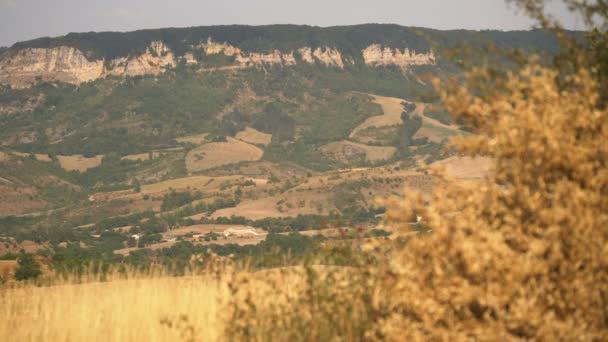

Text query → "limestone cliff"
[108,41,176,77]
[202,38,297,67]
[297,47,344,68]
[0,41,176,87]
[0,46,104,88]
[362,44,435,71]
[0,37,435,87]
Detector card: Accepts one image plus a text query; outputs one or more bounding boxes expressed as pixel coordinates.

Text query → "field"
[185,138,264,173]
[320,140,396,163]
[349,95,406,140]
[57,155,104,172]
[11,152,52,162]
[0,275,224,341]
[235,127,272,146]
[430,156,493,179]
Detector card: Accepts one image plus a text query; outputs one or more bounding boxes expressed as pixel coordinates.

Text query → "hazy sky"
[0,0,581,47]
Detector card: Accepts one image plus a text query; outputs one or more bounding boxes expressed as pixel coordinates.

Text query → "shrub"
[378,63,608,340]
[14,251,42,281]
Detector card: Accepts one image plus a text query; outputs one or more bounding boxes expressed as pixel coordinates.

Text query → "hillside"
[0,24,565,263]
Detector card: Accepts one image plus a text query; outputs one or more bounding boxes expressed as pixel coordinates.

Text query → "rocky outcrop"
[313,47,344,68]
[298,47,344,68]
[0,46,104,87]
[0,37,435,87]
[362,44,435,71]
[202,38,297,67]
[0,41,176,87]
[109,41,176,77]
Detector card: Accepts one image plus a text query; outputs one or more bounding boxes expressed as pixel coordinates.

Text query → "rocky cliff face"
[0,46,104,87]
[0,41,176,88]
[0,38,435,87]
[202,39,338,68]
[297,47,345,68]
[362,44,435,71]
[108,41,176,77]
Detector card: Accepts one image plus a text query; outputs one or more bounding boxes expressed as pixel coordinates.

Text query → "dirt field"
[350,95,406,138]
[235,127,272,146]
[12,152,52,162]
[138,175,266,195]
[185,138,264,173]
[430,156,493,179]
[57,155,104,172]
[321,140,396,163]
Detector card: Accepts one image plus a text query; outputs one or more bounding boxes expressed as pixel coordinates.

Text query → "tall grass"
[0,272,225,341]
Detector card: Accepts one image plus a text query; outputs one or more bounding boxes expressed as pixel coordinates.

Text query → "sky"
[0,0,582,47]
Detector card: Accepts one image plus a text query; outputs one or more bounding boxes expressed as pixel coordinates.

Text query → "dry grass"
[429,156,493,179]
[138,175,263,195]
[0,275,225,341]
[12,152,52,162]
[210,197,291,220]
[320,140,396,162]
[349,95,406,138]
[185,138,264,173]
[235,127,272,146]
[0,264,366,342]
[57,155,104,172]
[0,260,17,280]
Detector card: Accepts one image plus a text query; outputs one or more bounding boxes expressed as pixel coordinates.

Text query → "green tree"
[14,251,42,281]
[396,112,422,156]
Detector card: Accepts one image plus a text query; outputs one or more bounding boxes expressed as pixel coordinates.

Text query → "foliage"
[375,63,608,339]
[14,251,42,281]
[160,190,201,212]
[395,111,422,156]
[222,7,608,340]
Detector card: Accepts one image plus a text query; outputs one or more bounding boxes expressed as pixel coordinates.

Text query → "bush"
[14,251,42,281]
[378,64,608,340]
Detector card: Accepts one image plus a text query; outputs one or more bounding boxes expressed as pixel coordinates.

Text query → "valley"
[0,24,558,270]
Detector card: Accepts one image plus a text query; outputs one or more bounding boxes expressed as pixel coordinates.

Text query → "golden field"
[0,274,225,341]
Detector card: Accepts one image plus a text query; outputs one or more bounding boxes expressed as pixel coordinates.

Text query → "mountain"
[0,24,564,261]
[0,24,564,87]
